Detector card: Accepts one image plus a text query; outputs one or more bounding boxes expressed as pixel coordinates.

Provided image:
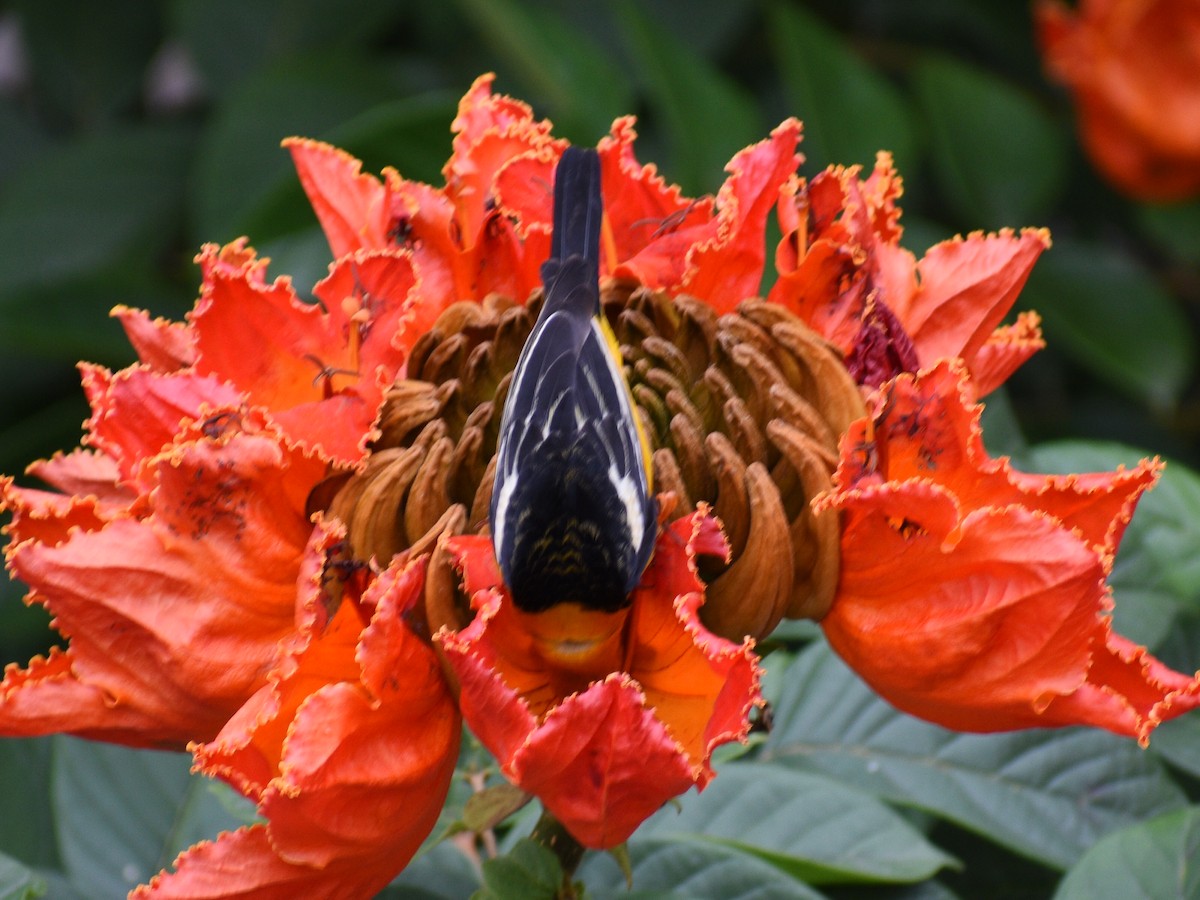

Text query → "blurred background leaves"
[1,1,1198,897]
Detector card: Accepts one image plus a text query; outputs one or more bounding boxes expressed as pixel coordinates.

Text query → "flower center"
[312,284,866,641]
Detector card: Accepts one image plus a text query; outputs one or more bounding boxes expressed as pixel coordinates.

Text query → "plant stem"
[530,810,586,899]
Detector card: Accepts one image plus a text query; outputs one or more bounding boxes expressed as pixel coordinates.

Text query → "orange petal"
[626,512,760,782]
[607,120,801,306]
[446,74,561,241]
[2,433,324,747]
[820,361,1196,739]
[969,310,1045,397]
[82,365,243,486]
[891,228,1050,380]
[598,117,715,279]
[286,138,391,258]
[165,545,459,896]
[682,119,803,310]
[192,251,414,462]
[112,306,196,372]
[833,362,1161,562]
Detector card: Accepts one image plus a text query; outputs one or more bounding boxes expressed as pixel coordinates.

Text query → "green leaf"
[0,851,45,900]
[761,641,1186,870]
[1136,198,1200,266]
[1054,806,1200,900]
[1020,239,1196,410]
[579,838,826,899]
[449,0,633,141]
[1149,713,1200,781]
[476,838,563,900]
[768,2,917,173]
[613,0,762,195]
[461,784,533,834]
[51,738,253,897]
[1020,442,1200,649]
[635,762,955,884]
[0,123,194,296]
[0,738,58,870]
[912,54,1066,229]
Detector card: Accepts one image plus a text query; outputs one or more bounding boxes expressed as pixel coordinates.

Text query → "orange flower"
[1036,0,1200,201]
[2,73,1198,896]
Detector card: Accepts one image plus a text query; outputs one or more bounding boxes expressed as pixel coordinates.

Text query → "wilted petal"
[819,361,1196,739]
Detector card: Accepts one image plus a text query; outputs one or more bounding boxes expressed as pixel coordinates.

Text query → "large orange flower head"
[3,73,1198,895]
[1036,0,1200,200]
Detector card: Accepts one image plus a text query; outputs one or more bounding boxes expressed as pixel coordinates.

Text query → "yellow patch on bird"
[596,313,654,487]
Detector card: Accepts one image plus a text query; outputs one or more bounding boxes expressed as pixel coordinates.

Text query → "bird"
[490,146,658,629]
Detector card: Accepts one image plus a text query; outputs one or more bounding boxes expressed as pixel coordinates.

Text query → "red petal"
[834,362,1160,562]
[446,75,560,240]
[286,138,390,258]
[112,306,196,372]
[170,546,459,897]
[607,120,801,306]
[821,361,1195,739]
[626,511,759,781]
[970,310,1045,397]
[598,117,715,278]
[82,366,244,485]
[192,252,413,462]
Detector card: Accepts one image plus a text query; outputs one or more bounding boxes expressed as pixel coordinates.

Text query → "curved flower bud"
[1036,0,1200,201]
[438,511,760,848]
[818,361,1200,742]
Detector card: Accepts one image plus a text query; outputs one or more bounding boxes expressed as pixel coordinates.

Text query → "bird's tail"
[550,146,602,272]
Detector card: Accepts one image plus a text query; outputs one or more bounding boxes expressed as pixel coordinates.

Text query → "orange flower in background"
[2,72,1199,895]
[1036,0,1200,201]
